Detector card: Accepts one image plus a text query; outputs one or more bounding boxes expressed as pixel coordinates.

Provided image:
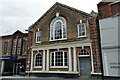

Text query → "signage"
[0,56,17,60]
[18,56,26,59]
[103,51,120,77]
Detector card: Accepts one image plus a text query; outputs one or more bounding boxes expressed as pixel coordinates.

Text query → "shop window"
[51,51,68,67]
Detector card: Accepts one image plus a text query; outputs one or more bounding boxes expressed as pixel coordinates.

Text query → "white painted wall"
[99,16,119,48]
[99,16,120,77]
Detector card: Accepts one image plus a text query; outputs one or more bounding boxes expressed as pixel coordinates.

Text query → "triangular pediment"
[29,2,91,29]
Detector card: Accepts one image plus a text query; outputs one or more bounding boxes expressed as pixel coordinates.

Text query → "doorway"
[79,57,91,77]
[14,63,21,75]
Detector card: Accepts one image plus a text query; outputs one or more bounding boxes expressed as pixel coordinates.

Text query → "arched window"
[78,49,90,56]
[51,51,68,67]
[50,17,67,40]
[34,53,42,67]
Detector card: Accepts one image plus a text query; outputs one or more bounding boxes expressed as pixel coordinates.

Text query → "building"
[0,30,28,76]
[97,0,120,77]
[26,2,102,77]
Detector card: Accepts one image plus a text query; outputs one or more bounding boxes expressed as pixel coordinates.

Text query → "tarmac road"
[1,76,102,80]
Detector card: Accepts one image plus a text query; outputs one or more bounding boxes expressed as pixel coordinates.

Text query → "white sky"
[0,0,102,36]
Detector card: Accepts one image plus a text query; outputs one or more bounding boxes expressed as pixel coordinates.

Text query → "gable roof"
[29,2,91,30]
[1,30,28,37]
[13,30,23,35]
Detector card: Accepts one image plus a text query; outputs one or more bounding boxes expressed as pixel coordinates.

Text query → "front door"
[79,57,91,77]
[14,63,21,75]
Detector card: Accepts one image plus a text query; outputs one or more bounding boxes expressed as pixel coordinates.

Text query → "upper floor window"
[22,39,26,55]
[35,31,41,43]
[51,51,68,68]
[34,53,43,68]
[77,20,87,37]
[50,16,67,41]
[17,38,22,54]
[12,39,17,54]
[3,41,8,54]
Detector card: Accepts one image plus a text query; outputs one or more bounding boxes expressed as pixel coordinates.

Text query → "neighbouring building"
[26,2,102,77]
[97,0,120,77]
[0,30,28,76]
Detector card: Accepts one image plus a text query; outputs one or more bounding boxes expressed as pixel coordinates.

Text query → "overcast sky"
[0,0,102,36]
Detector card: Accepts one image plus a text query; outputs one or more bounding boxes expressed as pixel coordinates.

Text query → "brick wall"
[26,3,102,74]
[26,31,33,71]
[98,2,120,19]
[89,18,102,73]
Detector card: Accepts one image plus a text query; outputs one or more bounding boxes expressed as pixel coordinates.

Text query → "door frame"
[14,63,21,75]
[78,55,90,76]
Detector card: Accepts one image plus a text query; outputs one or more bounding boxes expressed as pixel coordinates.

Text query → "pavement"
[0,76,102,80]
[0,76,120,80]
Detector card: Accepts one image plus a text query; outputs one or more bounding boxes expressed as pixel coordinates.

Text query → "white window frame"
[35,31,41,43]
[17,38,22,54]
[50,17,67,41]
[77,23,87,38]
[50,51,68,68]
[34,53,43,68]
[12,39,17,54]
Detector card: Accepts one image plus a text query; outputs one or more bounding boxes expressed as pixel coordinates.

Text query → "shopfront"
[0,56,26,76]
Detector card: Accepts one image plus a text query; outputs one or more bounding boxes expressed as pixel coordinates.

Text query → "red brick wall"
[111,2,120,16]
[26,31,33,71]
[89,19,102,73]
[98,2,120,19]
[97,2,112,19]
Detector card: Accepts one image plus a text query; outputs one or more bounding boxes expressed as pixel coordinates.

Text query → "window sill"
[77,35,87,38]
[35,41,41,43]
[34,66,42,68]
[50,66,68,68]
[50,38,67,41]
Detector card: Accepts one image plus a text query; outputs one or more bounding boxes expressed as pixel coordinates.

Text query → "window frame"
[50,51,68,68]
[22,39,26,55]
[77,23,87,38]
[17,38,22,54]
[34,53,43,68]
[50,17,67,41]
[35,31,41,43]
[12,39,17,54]
[3,41,8,54]
[78,49,90,57]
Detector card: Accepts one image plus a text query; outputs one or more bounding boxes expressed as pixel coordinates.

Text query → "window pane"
[51,27,53,40]
[78,50,89,55]
[78,23,86,37]
[17,38,22,54]
[51,51,67,67]
[36,31,41,43]
[4,42,8,54]
[55,21,62,39]
[12,39,17,54]
[50,17,66,40]
[35,54,42,66]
